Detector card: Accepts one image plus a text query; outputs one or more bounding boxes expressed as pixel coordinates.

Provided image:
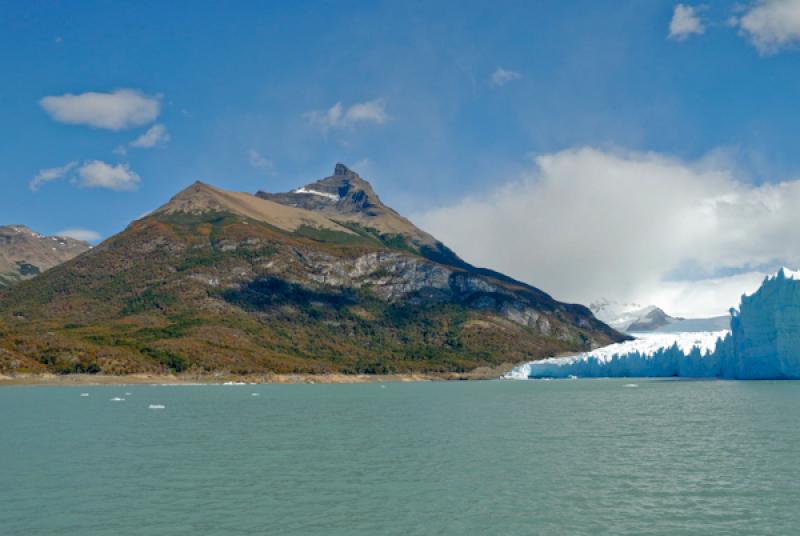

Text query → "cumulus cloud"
[248,149,276,175]
[415,147,800,317]
[29,161,77,191]
[40,89,160,130]
[734,0,800,54]
[56,228,102,243]
[490,67,521,87]
[305,99,388,133]
[76,160,140,191]
[669,4,706,40]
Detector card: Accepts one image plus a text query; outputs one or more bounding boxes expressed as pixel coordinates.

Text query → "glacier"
[507,268,800,380]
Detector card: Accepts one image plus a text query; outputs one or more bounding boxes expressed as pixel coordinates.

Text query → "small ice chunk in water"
[251,393,260,397]
[125,392,132,396]
[148,404,165,410]
[624,384,639,388]
[110,397,125,401]
[80,393,90,397]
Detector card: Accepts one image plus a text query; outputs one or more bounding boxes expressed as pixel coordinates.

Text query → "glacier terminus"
[507,269,800,380]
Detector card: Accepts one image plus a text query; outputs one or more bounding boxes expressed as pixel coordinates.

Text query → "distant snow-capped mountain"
[590,298,731,334]
[589,299,681,332]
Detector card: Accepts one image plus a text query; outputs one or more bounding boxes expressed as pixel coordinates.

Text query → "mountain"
[590,300,682,333]
[590,298,734,333]
[0,165,626,376]
[0,225,90,287]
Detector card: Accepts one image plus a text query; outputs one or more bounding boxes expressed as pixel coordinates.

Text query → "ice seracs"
[506,331,727,379]
[508,268,800,380]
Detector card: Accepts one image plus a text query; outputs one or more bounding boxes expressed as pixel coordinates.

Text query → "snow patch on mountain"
[292,187,340,201]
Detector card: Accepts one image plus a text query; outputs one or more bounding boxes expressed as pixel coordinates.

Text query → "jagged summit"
[257,164,438,247]
[333,162,352,176]
[258,163,384,214]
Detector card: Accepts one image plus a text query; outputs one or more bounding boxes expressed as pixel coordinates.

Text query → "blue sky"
[4,0,800,313]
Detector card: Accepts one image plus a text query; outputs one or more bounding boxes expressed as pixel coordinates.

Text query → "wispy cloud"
[248,149,277,175]
[130,123,170,148]
[733,0,800,54]
[115,123,171,155]
[76,160,140,191]
[305,99,389,133]
[669,4,706,40]
[29,161,77,192]
[40,89,161,130]
[490,67,521,87]
[56,228,102,243]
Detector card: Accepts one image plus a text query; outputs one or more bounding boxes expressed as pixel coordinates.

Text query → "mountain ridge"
[0,225,90,287]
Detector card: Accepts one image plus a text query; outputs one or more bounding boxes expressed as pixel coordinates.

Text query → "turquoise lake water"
[2,379,799,535]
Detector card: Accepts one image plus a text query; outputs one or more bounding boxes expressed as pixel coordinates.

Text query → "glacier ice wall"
[507,269,800,380]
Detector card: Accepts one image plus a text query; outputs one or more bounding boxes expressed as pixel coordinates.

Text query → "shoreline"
[0,366,512,387]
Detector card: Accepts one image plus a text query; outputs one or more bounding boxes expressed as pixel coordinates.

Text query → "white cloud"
[40,89,160,130]
[669,4,706,40]
[129,123,170,148]
[76,160,140,191]
[735,0,800,54]
[305,99,388,132]
[416,147,800,318]
[56,228,102,243]
[344,99,389,124]
[29,161,77,191]
[248,149,276,175]
[116,123,170,154]
[490,67,521,87]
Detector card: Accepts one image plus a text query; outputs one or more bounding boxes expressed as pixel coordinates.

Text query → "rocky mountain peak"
[257,164,390,216]
[255,164,440,247]
[334,162,356,177]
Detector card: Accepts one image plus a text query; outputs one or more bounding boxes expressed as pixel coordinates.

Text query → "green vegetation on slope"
[0,210,620,376]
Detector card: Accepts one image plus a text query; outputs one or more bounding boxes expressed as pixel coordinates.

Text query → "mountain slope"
[0,225,90,287]
[0,166,626,375]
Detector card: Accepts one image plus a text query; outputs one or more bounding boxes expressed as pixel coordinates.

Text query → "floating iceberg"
[508,268,800,380]
[148,404,165,410]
